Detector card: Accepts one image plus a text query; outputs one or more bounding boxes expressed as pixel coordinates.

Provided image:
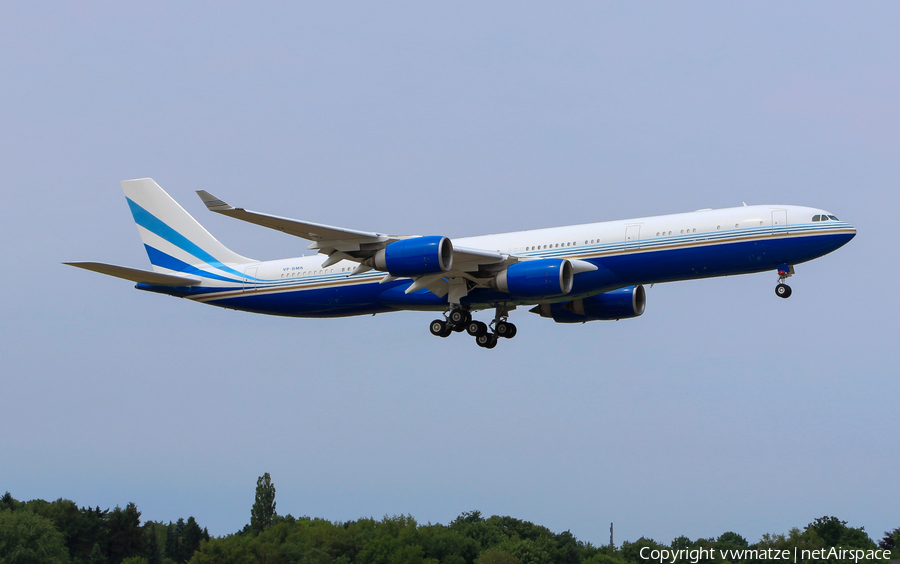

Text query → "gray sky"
[1,1,897,546]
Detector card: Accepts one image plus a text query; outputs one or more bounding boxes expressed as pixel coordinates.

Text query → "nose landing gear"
[775,264,794,299]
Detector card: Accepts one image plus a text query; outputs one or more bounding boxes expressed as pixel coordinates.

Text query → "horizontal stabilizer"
[64,262,202,286]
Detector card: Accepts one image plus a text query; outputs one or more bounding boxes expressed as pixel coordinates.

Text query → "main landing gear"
[775,264,794,299]
[429,305,517,348]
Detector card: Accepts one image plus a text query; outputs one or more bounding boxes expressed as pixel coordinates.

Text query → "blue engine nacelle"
[373,236,453,277]
[493,258,574,299]
[531,285,646,323]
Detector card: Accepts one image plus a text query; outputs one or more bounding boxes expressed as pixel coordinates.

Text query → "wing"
[195,191,521,302]
[196,191,393,253]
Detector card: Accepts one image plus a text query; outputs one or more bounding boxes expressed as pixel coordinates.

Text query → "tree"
[23,497,103,561]
[0,492,18,512]
[715,531,748,549]
[250,473,277,534]
[879,527,900,550]
[106,503,144,564]
[0,509,70,564]
[165,520,180,561]
[476,548,521,564]
[90,542,108,564]
[144,524,162,564]
[807,516,874,549]
[181,517,204,560]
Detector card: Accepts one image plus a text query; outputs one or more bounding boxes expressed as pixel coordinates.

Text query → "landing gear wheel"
[466,320,488,337]
[494,321,517,339]
[451,322,466,332]
[449,309,471,326]
[476,333,498,349]
[775,283,792,299]
[430,319,451,337]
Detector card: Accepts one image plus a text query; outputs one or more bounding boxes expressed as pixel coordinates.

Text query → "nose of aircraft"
[836,220,856,248]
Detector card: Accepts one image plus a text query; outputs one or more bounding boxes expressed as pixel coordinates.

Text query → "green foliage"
[251,473,277,535]
[21,497,99,559]
[715,532,749,550]
[181,517,205,559]
[166,520,182,561]
[620,537,663,564]
[1,492,20,512]
[90,542,108,564]
[806,516,875,550]
[475,548,520,564]
[0,509,70,564]
[107,503,145,564]
[160,516,210,564]
[580,546,625,564]
[1,487,888,564]
[877,528,897,550]
[146,523,163,564]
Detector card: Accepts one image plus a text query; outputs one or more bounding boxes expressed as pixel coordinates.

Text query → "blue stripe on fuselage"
[187,230,854,317]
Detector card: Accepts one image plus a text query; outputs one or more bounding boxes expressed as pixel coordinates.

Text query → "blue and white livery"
[66,178,856,348]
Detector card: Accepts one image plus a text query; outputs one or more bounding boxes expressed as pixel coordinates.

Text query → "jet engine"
[493,258,574,299]
[371,236,453,277]
[531,285,646,323]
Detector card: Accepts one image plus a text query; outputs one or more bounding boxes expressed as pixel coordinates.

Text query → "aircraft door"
[242,267,258,292]
[772,210,788,234]
[625,225,641,249]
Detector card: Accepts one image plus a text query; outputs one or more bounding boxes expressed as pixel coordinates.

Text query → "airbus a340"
[67,179,855,348]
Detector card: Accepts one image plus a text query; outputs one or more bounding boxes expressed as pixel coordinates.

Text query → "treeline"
[2,473,899,564]
[189,512,899,564]
[0,492,208,563]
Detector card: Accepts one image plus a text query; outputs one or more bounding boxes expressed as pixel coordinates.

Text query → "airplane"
[66,178,856,348]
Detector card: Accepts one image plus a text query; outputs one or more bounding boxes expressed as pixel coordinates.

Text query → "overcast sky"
[1,1,897,546]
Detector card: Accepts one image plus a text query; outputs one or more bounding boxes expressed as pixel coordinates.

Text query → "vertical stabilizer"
[121,178,255,280]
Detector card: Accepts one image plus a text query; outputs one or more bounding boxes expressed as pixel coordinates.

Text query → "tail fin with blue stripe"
[121,178,255,280]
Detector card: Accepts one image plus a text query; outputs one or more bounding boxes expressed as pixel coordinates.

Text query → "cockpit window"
[828,215,839,221]
[812,215,821,221]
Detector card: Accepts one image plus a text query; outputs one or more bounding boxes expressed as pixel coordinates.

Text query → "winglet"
[196,190,235,212]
